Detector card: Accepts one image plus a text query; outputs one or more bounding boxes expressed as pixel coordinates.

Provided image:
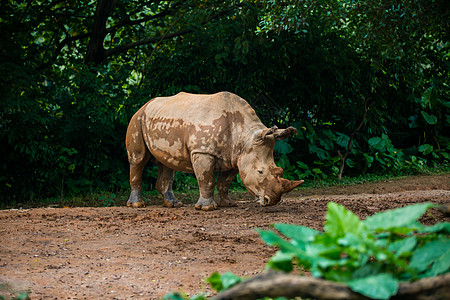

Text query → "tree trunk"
[84,0,118,65]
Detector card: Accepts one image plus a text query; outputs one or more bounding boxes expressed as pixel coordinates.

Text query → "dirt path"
[1,174,449,299]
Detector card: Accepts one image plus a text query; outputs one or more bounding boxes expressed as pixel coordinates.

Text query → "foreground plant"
[164,202,449,300]
[259,202,449,299]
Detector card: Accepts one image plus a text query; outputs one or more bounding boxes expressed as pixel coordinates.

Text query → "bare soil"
[1,174,449,299]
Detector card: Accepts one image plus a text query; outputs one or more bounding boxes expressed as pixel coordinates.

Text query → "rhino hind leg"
[156,164,183,208]
[126,128,150,208]
[217,169,238,207]
[191,153,218,211]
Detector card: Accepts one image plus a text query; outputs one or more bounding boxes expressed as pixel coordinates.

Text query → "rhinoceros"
[125,91,303,211]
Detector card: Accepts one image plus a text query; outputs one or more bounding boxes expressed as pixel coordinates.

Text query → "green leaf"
[388,236,417,257]
[276,154,291,169]
[336,132,350,148]
[319,137,334,150]
[312,168,323,174]
[418,144,433,155]
[325,202,365,237]
[206,272,223,292]
[352,264,383,279]
[309,144,330,160]
[296,161,309,170]
[257,229,301,253]
[206,272,242,292]
[364,203,435,230]
[274,139,294,155]
[347,274,399,300]
[346,158,356,168]
[163,292,187,300]
[267,251,294,272]
[258,229,285,246]
[220,272,242,290]
[368,136,385,151]
[274,223,318,243]
[421,87,438,109]
[418,222,450,234]
[409,238,450,273]
[190,294,207,300]
[425,249,450,277]
[421,111,437,124]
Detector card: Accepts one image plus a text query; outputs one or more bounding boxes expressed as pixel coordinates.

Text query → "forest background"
[1,0,449,205]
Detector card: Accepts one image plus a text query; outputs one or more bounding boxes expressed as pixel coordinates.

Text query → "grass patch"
[2,170,448,210]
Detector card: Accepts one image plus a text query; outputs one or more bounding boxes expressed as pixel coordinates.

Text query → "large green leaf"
[368,136,385,151]
[257,229,302,254]
[421,111,438,124]
[220,272,242,291]
[409,238,450,273]
[418,144,433,155]
[388,236,417,257]
[425,249,450,277]
[257,229,286,246]
[417,222,450,234]
[325,202,365,237]
[274,223,319,243]
[309,144,330,160]
[206,272,242,292]
[274,139,294,155]
[335,132,350,148]
[364,203,434,230]
[347,274,399,300]
[266,251,294,272]
[421,87,438,109]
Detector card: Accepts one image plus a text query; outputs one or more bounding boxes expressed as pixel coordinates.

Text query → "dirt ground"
[1,174,449,299]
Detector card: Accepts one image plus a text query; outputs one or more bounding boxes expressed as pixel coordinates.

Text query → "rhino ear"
[261,126,279,139]
[262,126,297,140]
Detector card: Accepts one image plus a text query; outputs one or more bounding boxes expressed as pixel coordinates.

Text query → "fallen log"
[212,271,450,300]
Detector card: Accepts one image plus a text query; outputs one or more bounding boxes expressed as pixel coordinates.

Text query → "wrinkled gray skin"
[126,92,304,211]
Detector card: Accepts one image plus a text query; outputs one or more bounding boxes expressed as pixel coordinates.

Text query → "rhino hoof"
[194,204,218,211]
[127,200,146,208]
[163,198,183,208]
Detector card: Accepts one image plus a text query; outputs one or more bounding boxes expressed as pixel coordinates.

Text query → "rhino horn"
[280,178,304,194]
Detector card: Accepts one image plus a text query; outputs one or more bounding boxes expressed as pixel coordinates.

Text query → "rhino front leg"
[191,153,218,211]
[217,169,238,207]
[156,164,183,208]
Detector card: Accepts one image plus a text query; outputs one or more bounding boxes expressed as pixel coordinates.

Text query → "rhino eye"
[258,170,263,174]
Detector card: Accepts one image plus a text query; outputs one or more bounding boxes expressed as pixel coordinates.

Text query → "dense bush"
[1,1,449,204]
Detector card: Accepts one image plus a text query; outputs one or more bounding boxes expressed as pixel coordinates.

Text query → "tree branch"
[104,3,243,59]
[137,12,184,88]
[212,271,450,300]
[104,27,191,58]
[105,1,178,35]
[337,98,374,179]
[38,32,91,70]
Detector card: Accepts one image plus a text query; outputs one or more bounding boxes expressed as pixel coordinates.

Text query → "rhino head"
[237,126,304,206]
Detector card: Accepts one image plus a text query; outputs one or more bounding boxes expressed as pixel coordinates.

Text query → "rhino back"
[139,92,264,172]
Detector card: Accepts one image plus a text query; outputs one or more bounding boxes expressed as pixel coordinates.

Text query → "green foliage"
[257,202,449,299]
[163,292,206,300]
[206,272,243,292]
[1,0,449,204]
[162,272,242,300]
